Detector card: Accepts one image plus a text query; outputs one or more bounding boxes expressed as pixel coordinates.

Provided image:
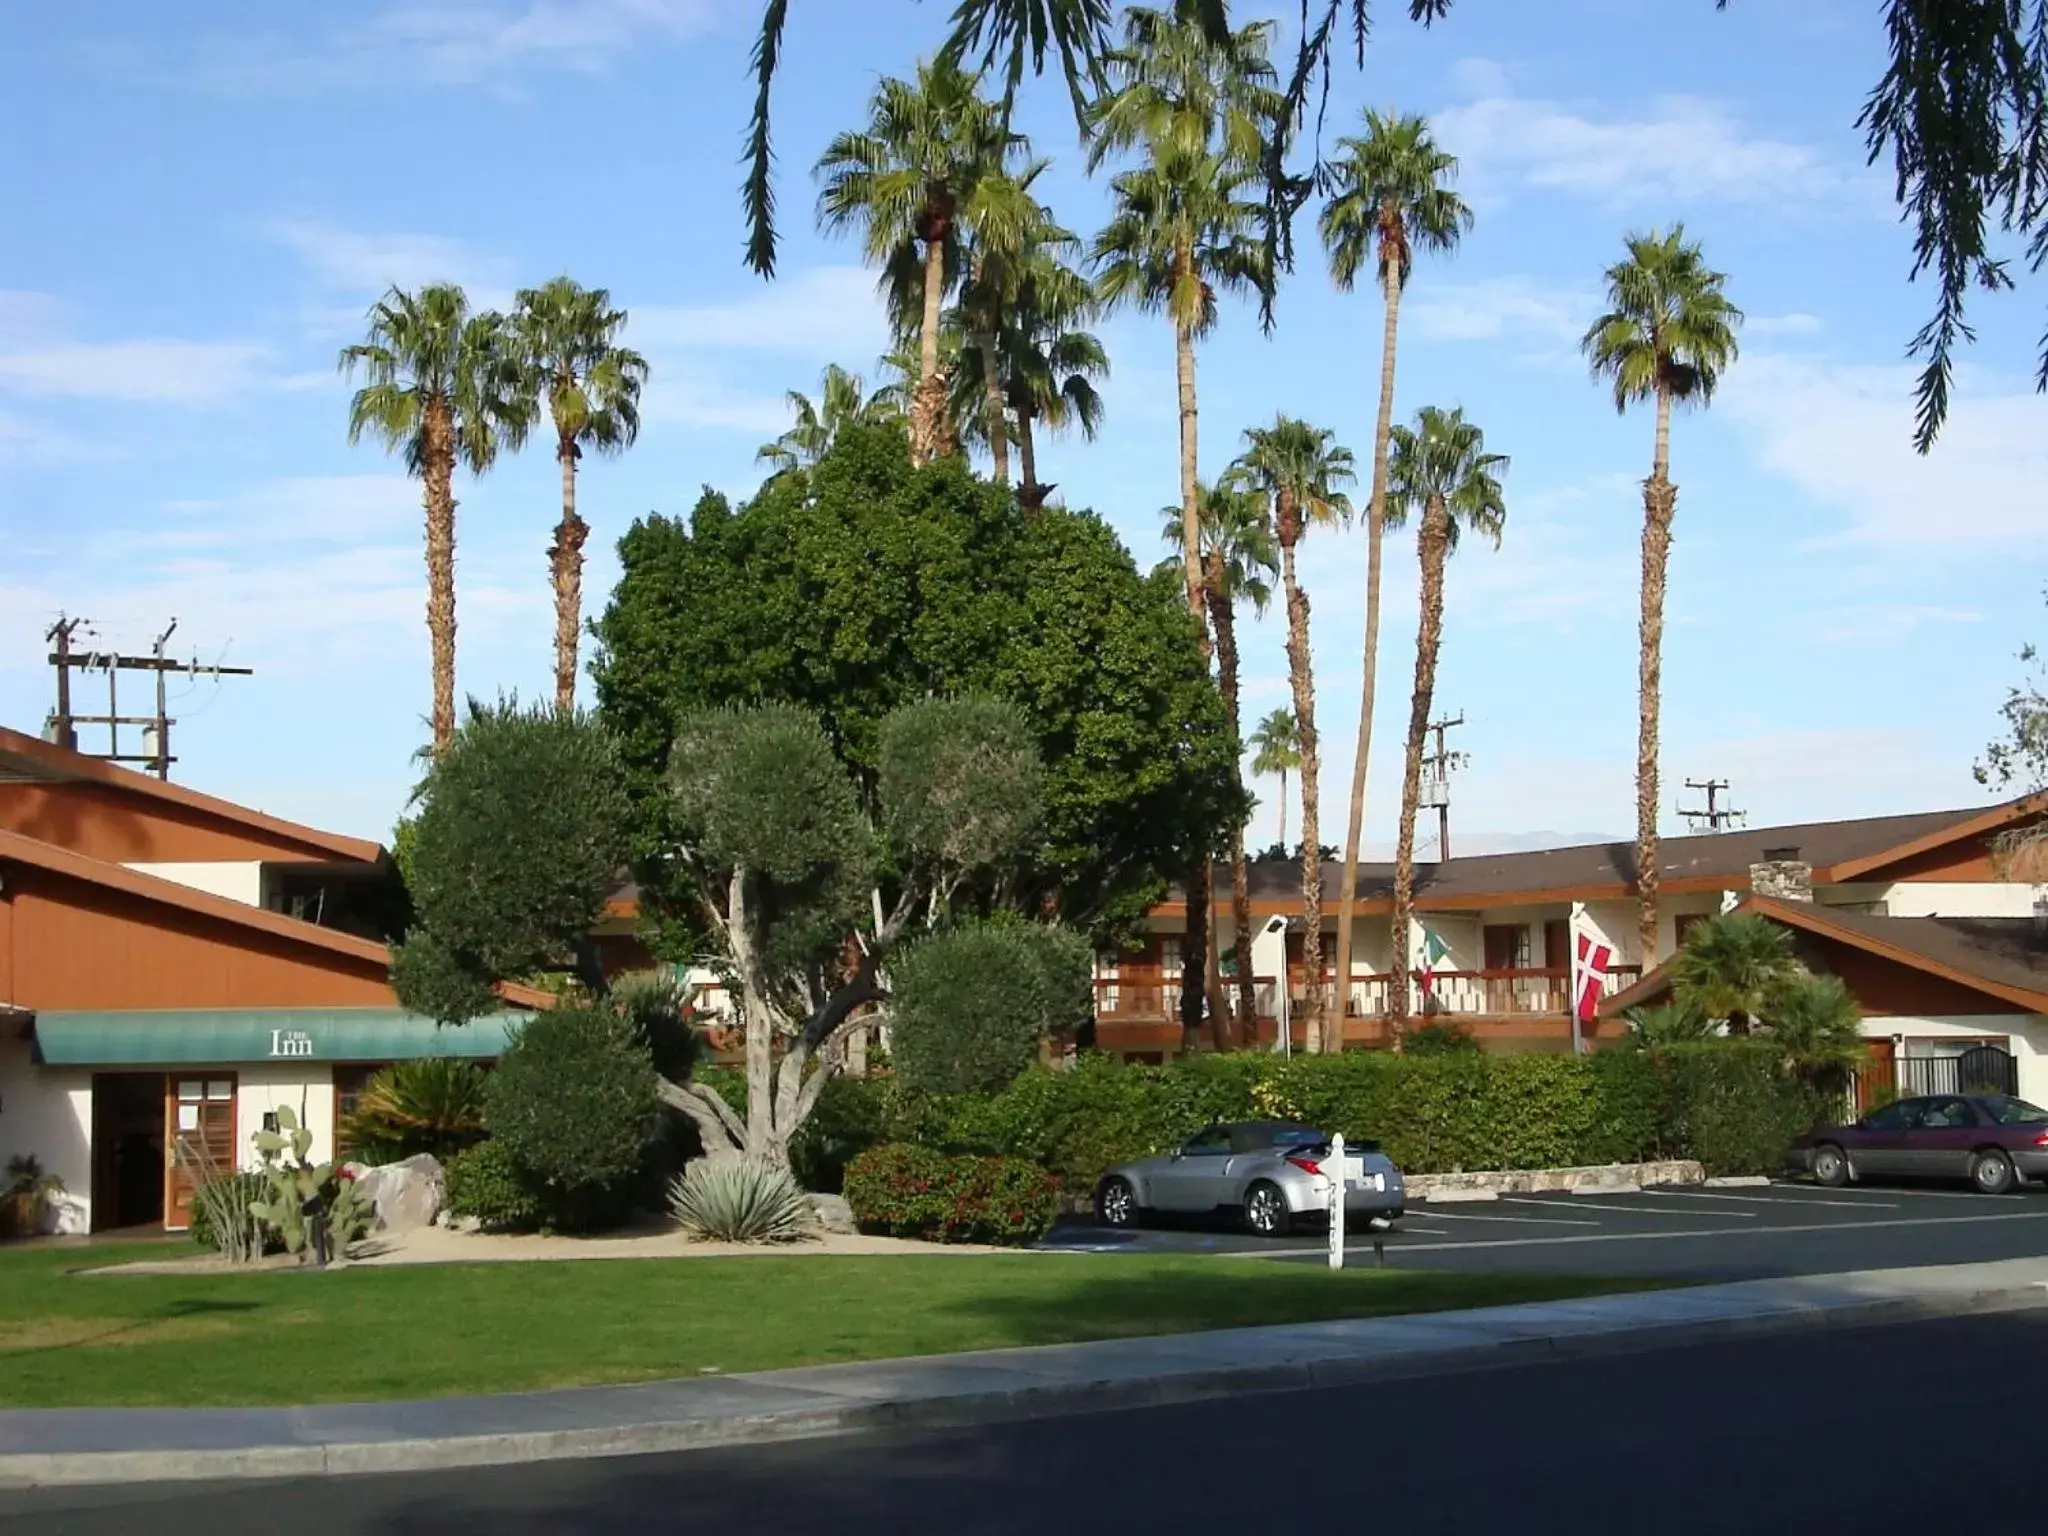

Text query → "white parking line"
[1379,1207,2048,1254]
[1635,1188,1902,1210]
[1406,1209,1601,1228]
[1497,1196,1758,1219]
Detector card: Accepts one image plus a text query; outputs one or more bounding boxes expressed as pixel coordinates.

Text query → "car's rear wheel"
[1971,1149,2017,1196]
[1244,1180,1292,1238]
[1095,1176,1141,1228]
[1811,1143,1850,1188]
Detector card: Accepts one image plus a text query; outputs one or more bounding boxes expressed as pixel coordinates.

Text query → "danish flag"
[1572,929,1613,1024]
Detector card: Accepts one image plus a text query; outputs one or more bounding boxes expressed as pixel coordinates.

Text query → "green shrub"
[484,1005,662,1230]
[843,1144,1060,1246]
[889,918,1092,1094]
[445,1140,548,1232]
[790,1073,892,1192]
[1406,1021,1481,1055]
[1648,1041,1825,1176]
[669,1158,814,1242]
[340,1059,489,1164]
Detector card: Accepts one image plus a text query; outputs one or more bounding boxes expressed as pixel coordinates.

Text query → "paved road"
[8,1309,2046,1534]
[1040,1179,2048,1279]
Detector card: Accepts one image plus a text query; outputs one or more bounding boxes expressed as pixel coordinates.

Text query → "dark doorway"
[90,1073,165,1232]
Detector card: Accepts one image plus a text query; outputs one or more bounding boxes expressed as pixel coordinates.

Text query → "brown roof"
[0,828,551,1010]
[0,724,386,866]
[1192,802,2017,912]
[1600,895,2048,1017]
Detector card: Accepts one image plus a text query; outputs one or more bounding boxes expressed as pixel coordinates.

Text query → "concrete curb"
[1409,1161,1703,1201]
[5,1274,2044,1490]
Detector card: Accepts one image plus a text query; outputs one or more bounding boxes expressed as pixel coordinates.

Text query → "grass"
[0,1242,1665,1409]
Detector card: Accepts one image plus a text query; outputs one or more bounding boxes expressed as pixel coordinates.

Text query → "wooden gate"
[164,1074,237,1231]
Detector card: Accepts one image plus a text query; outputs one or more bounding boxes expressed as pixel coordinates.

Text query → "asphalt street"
[9,1308,2047,1534]
[1040,1178,2048,1279]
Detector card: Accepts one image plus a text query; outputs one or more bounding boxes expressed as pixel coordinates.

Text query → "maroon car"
[1789,1094,2048,1194]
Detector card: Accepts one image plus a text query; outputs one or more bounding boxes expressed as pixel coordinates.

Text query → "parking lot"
[1038,1180,2048,1279]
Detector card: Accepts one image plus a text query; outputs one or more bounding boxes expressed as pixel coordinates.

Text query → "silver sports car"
[1094,1121,1406,1237]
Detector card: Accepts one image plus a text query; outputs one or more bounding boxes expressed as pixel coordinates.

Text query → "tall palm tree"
[1248,708,1300,850]
[1089,3,1279,643]
[1383,407,1507,1044]
[816,56,1015,466]
[953,157,1067,487]
[1581,227,1741,965]
[1164,480,1278,1043]
[342,284,531,753]
[1231,416,1355,1053]
[757,363,904,472]
[1319,109,1473,1025]
[999,247,1108,510]
[510,277,649,711]
[1092,7,1276,1045]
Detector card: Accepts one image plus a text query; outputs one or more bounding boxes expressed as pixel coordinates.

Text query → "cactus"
[246,1102,371,1266]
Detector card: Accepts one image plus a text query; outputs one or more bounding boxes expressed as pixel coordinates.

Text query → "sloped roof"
[0,724,385,866]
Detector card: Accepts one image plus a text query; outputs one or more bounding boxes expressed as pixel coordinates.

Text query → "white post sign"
[1327,1132,1346,1270]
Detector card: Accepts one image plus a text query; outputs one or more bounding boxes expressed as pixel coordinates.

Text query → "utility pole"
[1418,713,1468,861]
[1678,777,1746,834]
[44,616,253,779]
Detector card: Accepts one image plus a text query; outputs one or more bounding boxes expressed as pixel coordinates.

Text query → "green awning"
[30,1009,525,1066]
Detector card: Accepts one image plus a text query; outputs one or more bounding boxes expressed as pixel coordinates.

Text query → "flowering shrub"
[842,1144,1059,1246]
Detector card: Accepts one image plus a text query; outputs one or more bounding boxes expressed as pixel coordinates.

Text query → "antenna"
[45,615,254,780]
[1417,713,1468,860]
[1679,777,1746,834]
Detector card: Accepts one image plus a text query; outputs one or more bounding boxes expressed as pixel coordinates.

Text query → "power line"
[46,614,254,780]
[1417,713,1468,860]
[1678,777,1746,834]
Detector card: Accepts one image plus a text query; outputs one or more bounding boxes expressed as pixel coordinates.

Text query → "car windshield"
[1979,1096,2048,1126]
[1268,1128,1324,1147]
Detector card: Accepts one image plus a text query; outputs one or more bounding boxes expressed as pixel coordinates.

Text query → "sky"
[3,0,2044,855]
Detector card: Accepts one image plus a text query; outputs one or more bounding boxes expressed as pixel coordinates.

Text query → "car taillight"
[2033,1131,2048,1147]
[1287,1155,1323,1176]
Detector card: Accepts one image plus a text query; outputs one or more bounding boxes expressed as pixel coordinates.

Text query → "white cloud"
[192,0,724,94]
[1404,277,1593,344]
[1811,604,1983,645]
[1746,312,1825,337]
[1723,353,2048,546]
[0,339,267,405]
[153,475,422,549]
[269,218,517,307]
[1434,60,1881,213]
[628,267,889,358]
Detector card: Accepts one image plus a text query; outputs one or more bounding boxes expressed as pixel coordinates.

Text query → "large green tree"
[1581,227,1741,967]
[590,424,1240,947]
[815,56,1015,466]
[510,277,649,711]
[1382,406,1507,1044]
[341,285,532,753]
[1318,109,1472,1020]
[1228,416,1355,1052]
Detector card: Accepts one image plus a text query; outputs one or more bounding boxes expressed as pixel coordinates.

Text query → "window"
[1674,913,1709,947]
[1160,937,1183,980]
[1861,1099,1923,1132]
[1981,1096,2048,1126]
[1180,1127,1231,1157]
[332,1064,387,1162]
[1920,1097,1979,1129]
[1482,925,1529,971]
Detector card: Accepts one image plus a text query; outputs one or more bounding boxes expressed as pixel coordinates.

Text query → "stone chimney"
[1749,845,1813,903]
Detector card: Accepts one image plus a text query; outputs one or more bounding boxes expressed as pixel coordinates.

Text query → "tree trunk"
[1278,770,1288,850]
[1390,494,1449,1047]
[910,234,951,466]
[1280,513,1325,1052]
[975,328,1009,485]
[550,433,587,712]
[1637,386,1676,965]
[1209,573,1258,1046]
[1181,859,1212,1045]
[1016,405,1048,509]
[1334,263,1403,1036]
[1174,312,1208,657]
[423,400,459,755]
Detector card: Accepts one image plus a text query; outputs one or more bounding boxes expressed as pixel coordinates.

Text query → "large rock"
[809,1193,857,1235]
[352,1154,447,1233]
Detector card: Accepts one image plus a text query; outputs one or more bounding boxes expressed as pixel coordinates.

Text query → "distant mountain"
[1254,830,1628,864]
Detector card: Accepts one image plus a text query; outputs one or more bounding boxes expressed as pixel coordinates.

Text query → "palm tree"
[1581,226,1741,965]
[510,277,649,711]
[999,247,1108,510]
[1319,109,1474,1025]
[758,363,904,473]
[1384,407,1507,1045]
[1164,480,1279,1043]
[1670,912,1798,1035]
[816,56,1015,466]
[1231,416,1355,1052]
[1248,709,1300,850]
[342,284,531,753]
[953,157,1068,487]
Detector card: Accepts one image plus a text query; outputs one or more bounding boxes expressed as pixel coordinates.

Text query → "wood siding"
[0,781,346,865]
[1792,931,2027,1017]
[0,862,397,1010]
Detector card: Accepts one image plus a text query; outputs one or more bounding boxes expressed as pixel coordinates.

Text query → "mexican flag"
[1418,928,1451,992]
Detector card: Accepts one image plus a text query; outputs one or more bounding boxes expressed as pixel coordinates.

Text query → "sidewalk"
[4,1257,2045,1489]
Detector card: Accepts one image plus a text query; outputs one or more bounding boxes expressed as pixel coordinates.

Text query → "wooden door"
[1857,1039,1897,1115]
[1544,921,1571,972]
[164,1074,238,1231]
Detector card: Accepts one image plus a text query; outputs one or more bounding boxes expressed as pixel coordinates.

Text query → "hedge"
[842,1144,1061,1246]
[778,1042,1824,1190]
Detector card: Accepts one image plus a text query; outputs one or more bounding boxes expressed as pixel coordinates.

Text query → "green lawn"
[0,1243,1664,1409]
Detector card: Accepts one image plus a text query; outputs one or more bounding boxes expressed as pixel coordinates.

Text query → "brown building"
[0,726,541,1234]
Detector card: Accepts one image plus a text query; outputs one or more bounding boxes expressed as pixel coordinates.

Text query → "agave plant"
[669,1157,815,1244]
